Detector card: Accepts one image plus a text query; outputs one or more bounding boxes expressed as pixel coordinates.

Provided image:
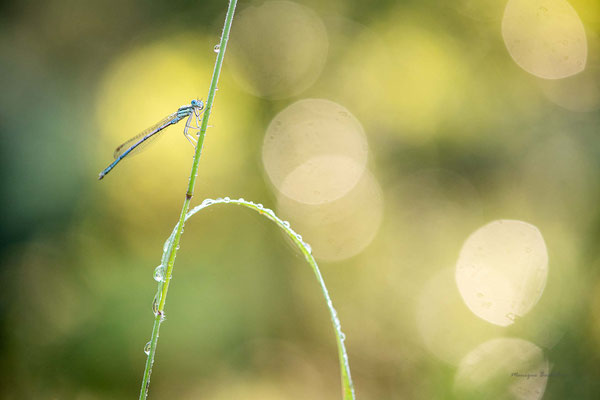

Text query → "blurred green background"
[1,0,600,398]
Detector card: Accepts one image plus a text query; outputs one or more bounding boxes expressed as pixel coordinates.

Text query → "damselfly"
[98,99,205,180]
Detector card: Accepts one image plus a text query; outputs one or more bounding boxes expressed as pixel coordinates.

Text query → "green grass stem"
[138,1,237,398]
[137,2,355,398]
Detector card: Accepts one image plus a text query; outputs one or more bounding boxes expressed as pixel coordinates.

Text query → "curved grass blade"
[145,198,356,399]
[163,198,355,399]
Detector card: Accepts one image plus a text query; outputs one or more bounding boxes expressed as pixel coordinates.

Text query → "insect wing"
[113,112,179,159]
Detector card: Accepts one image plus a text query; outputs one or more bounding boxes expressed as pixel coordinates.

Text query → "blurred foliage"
[1,0,600,399]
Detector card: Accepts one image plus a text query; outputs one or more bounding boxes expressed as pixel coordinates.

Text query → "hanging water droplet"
[144,341,151,355]
[152,293,160,316]
[214,44,220,53]
[283,221,290,228]
[154,265,165,282]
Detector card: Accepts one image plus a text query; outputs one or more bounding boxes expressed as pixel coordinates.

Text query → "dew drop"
[154,265,165,282]
[214,44,220,53]
[224,197,231,203]
[144,341,151,355]
[152,293,160,316]
[283,221,290,228]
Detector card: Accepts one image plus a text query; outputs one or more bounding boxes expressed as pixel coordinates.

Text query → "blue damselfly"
[98,99,204,180]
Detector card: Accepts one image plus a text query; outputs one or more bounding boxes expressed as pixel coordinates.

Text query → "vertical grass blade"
[138,1,238,398]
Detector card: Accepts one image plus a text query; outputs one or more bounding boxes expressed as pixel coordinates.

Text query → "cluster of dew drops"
[144,264,167,355]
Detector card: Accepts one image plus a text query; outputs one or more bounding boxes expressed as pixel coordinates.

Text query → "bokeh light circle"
[263,99,368,205]
[454,338,549,400]
[539,64,600,111]
[326,12,469,143]
[228,1,328,99]
[276,168,383,262]
[456,220,548,327]
[502,0,587,79]
[416,268,501,365]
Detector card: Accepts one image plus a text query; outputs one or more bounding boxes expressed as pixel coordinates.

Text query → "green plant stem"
[184,198,356,400]
[138,1,237,398]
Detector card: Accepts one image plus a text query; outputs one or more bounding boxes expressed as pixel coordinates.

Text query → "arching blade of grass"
[169,197,355,399]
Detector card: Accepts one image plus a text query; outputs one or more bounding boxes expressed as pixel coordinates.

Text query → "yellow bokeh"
[4,1,600,399]
[326,10,469,142]
[228,0,329,99]
[95,32,257,227]
[502,0,587,79]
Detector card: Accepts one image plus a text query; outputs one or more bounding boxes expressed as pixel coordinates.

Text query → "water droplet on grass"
[154,265,165,282]
[152,294,160,316]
